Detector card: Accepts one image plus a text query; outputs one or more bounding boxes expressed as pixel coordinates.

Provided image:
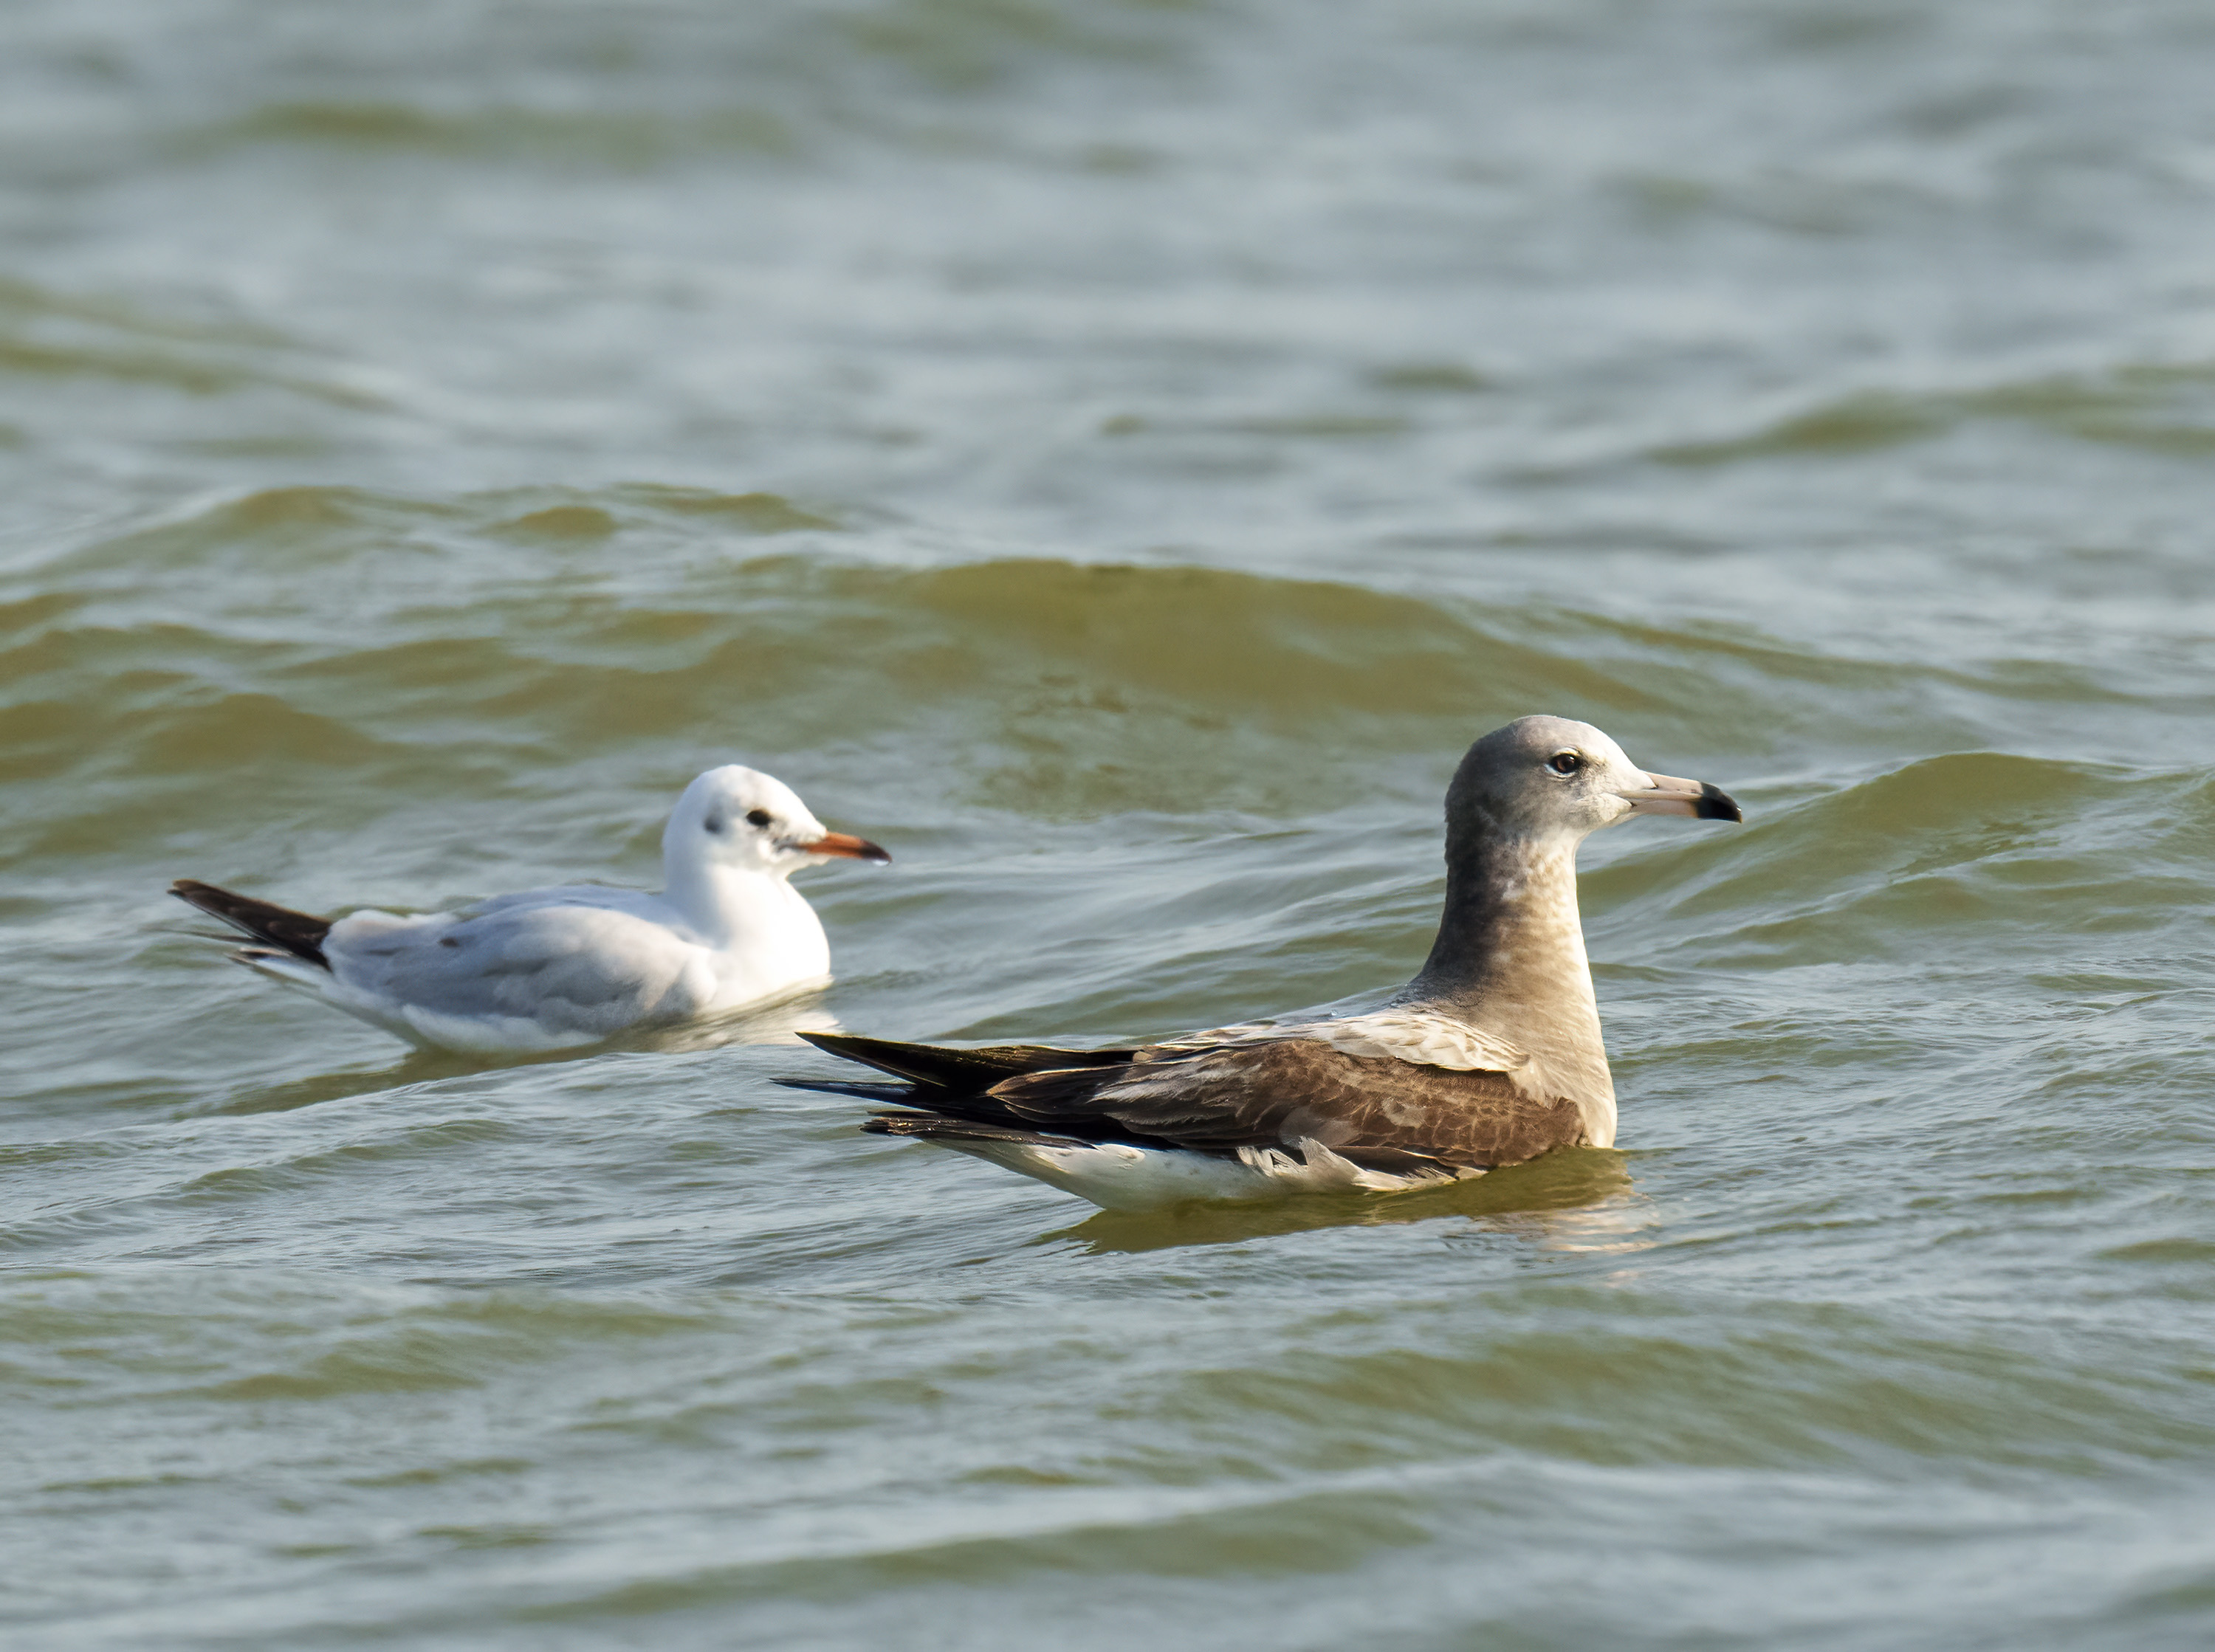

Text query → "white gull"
[173,765,887,1054]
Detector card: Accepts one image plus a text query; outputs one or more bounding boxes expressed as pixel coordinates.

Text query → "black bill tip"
[1695,782,1743,823]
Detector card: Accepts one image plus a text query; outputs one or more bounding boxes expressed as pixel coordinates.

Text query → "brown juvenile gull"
[797,716,1740,1210]
[171,766,887,1055]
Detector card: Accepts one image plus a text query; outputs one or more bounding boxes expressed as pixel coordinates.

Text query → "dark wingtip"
[1696,782,1744,823]
[793,1029,930,1075]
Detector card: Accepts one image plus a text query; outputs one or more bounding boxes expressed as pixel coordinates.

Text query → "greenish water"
[6,2,2215,1647]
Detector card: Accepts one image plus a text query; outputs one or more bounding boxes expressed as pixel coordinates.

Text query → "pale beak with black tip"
[795,831,892,863]
[1620,771,1743,822]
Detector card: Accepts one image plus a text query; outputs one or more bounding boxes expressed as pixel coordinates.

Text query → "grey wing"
[328,902,707,1036]
[975,1040,1587,1174]
[467,885,678,923]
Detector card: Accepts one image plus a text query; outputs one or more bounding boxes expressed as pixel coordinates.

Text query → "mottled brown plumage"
[814,1032,1586,1175]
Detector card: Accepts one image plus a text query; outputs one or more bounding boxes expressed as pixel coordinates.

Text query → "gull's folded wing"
[813,1031,1584,1175]
[992,1041,1582,1171]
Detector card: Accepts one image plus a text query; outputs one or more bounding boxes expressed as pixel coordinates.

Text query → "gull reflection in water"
[1043,1149,1644,1256]
[210,991,844,1115]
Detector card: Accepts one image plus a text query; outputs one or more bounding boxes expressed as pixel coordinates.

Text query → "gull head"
[1448,715,1742,845]
[665,765,890,878]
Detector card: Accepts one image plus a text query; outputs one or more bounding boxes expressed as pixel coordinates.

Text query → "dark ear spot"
[703,814,724,834]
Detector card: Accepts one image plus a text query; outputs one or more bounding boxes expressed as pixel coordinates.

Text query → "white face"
[671,765,889,872]
[693,768,828,868]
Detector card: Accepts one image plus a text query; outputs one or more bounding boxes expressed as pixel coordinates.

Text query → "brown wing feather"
[959,1041,1586,1173]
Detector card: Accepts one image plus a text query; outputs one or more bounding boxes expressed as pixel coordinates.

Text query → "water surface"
[5,2,2215,1648]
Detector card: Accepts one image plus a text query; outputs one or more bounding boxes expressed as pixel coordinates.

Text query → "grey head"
[1445,715,1742,850]
[1406,716,1743,1114]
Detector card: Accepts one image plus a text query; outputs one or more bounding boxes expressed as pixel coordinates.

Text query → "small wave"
[1652,361,2215,467]
[0,276,385,407]
[14,494,1783,853]
[1585,748,2213,979]
[202,102,795,168]
[16,487,2205,899]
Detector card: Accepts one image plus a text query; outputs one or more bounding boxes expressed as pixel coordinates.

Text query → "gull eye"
[1548,751,1582,775]
[745,808,772,828]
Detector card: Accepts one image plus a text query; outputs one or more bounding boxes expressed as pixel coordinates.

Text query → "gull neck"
[662,849,793,947]
[1398,825,1614,1109]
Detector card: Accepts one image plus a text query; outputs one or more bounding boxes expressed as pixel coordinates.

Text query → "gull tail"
[795,1030,1135,1094]
[169,879,333,969]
